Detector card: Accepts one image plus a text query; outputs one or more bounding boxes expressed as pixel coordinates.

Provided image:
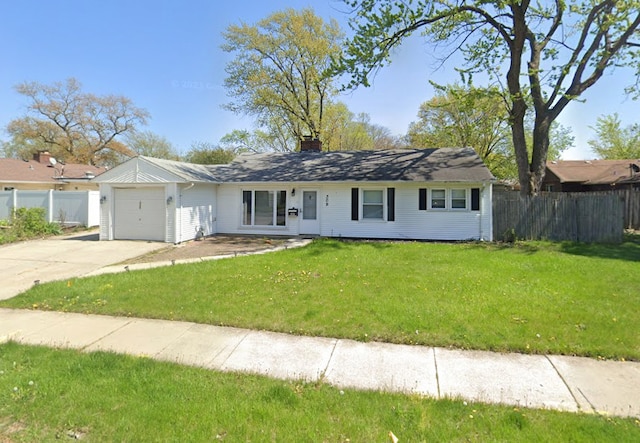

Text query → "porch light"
[100,195,107,204]
[166,196,173,205]
[291,188,295,196]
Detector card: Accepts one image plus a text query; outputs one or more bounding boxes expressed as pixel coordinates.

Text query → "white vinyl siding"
[178,183,216,243]
[209,182,493,241]
[316,183,491,241]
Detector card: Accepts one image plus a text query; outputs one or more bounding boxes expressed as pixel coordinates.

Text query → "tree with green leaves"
[214,127,295,153]
[222,8,343,148]
[184,141,236,165]
[338,1,640,195]
[588,114,640,159]
[406,84,572,179]
[125,130,180,160]
[1,131,49,161]
[321,102,404,151]
[5,78,149,166]
[407,84,513,177]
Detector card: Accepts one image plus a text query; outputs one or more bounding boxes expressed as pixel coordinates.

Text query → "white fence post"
[11,189,17,214]
[87,191,100,227]
[47,189,54,222]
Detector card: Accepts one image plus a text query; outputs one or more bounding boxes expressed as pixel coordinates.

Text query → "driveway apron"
[0,230,166,300]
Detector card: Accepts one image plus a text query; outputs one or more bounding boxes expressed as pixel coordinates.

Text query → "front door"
[299,190,320,235]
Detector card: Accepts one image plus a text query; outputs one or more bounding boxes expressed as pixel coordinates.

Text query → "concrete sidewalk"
[1,308,638,419]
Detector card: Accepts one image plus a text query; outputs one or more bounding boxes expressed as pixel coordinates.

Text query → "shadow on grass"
[307,235,640,262]
[559,234,640,262]
[463,241,542,255]
[303,238,393,256]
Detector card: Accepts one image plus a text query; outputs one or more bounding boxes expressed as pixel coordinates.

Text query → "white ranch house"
[94,147,494,243]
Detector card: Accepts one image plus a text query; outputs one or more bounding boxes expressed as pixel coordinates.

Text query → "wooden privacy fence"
[493,191,626,243]
[621,188,640,230]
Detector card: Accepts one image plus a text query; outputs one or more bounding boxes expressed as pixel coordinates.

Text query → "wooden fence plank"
[493,191,625,243]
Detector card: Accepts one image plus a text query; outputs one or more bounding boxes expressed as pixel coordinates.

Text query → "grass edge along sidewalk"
[1,237,639,361]
[1,342,639,442]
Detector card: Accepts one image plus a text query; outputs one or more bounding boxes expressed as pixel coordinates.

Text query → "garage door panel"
[114,188,166,241]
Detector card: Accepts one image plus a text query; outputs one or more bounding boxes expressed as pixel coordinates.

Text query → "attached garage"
[114,187,166,241]
[93,156,220,243]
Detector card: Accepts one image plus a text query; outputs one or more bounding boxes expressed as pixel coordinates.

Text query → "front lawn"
[1,343,638,442]
[2,238,639,360]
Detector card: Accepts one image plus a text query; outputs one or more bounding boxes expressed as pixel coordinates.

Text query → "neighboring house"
[543,159,640,192]
[0,151,106,191]
[93,144,495,243]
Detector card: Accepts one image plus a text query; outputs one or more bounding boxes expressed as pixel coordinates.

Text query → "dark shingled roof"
[213,148,493,183]
[546,159,640,185]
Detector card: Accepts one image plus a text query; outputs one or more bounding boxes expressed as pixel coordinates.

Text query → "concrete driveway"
[0,230,167,300]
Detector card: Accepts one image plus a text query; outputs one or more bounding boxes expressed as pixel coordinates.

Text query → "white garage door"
[114,187,166,241]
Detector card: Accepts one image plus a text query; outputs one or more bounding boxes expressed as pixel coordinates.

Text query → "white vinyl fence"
[0,190,100,227]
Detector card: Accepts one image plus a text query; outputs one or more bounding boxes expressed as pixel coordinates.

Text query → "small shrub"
[3,208,62,242]
[502,228,517,243]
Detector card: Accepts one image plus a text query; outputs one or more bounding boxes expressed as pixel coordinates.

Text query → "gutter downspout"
[483,181,494,242]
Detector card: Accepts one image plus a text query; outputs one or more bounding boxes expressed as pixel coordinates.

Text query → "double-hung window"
[362,190,384,219]
[451,189,467,209]
[352,188,394,221]
[420,187,479,211]
[242,190,286,226]
[430,189,446,209]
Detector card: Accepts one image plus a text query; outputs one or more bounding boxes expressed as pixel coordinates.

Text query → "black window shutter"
[351,188,359,220]
[419,188,427,210]
[387,188,395,221]
[471,188,480,211]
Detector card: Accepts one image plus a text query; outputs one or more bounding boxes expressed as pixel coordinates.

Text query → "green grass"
[2,238,639,360]
[1,343,638,442]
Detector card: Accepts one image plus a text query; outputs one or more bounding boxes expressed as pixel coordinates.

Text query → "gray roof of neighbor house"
[546,159,640,185]
[213,148,494,183]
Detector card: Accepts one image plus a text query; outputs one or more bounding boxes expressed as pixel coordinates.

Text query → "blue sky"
[1,0,637,160]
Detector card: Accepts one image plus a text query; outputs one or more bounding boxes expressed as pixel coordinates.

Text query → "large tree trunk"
[508,3,533,197]
[511,101,530,196]
[529,115,552,195]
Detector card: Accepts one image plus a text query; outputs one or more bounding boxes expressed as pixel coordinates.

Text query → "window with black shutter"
[387,188,395,221]
[471,188,480,211]
[419,188,427,210]
[351,188,359,220]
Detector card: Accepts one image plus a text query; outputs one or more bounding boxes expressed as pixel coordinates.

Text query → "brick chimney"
[33,151,53,165]
[300,136,322,152]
